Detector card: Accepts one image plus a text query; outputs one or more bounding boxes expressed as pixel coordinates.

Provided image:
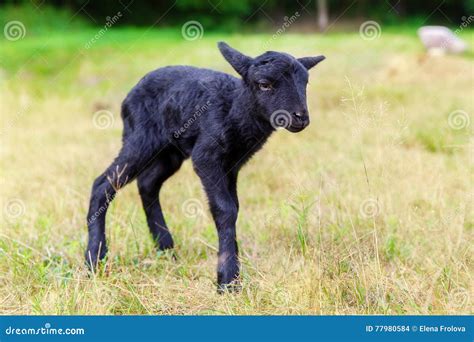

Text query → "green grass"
[0,24,473,314]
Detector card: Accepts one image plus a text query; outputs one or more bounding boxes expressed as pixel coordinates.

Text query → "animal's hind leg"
[137,152,183,250]
[85,143,151,269]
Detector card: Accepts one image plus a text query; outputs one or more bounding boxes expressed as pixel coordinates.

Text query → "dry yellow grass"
[0,30,472,314]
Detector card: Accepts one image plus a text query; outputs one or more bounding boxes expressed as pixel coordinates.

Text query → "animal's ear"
[218,41,252,76]
[298,56,326,70]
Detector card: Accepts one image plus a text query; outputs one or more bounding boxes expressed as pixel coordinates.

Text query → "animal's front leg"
[193,159,240,292]
[208,178,240,292]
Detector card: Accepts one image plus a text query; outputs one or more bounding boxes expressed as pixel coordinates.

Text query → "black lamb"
[86,42,325,292]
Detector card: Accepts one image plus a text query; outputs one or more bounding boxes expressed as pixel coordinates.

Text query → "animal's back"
[121,66,239,142]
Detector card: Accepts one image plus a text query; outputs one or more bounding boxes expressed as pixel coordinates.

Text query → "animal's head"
[218,41,325,133]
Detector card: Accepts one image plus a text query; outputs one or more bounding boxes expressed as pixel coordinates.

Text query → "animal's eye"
[258,82,273,91]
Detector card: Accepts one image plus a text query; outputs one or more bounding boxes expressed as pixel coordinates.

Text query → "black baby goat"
[86,42,325,292]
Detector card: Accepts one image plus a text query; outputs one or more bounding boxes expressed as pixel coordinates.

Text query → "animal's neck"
[229,85,274,144]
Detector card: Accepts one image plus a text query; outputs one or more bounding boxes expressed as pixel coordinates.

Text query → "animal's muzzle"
[287,110,310,132]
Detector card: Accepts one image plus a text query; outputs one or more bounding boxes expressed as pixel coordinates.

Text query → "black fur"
[85,42,325,292]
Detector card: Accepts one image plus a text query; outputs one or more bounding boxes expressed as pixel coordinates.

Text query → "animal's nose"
[292,109,309,126]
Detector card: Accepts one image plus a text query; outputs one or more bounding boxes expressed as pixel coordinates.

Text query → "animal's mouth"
[285,111,310,133]
[286,122,309,133]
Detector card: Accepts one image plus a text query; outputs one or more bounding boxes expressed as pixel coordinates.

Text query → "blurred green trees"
[1,0,472,30]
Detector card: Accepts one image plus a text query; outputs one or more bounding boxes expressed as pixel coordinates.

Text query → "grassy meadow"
[0,24,473,314]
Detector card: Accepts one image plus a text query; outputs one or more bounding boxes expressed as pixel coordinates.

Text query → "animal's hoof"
[217,281,241,294]
[84,246,108,272]
[84,258,107,276]
[156,234,174,251]
[156,249,178,261]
